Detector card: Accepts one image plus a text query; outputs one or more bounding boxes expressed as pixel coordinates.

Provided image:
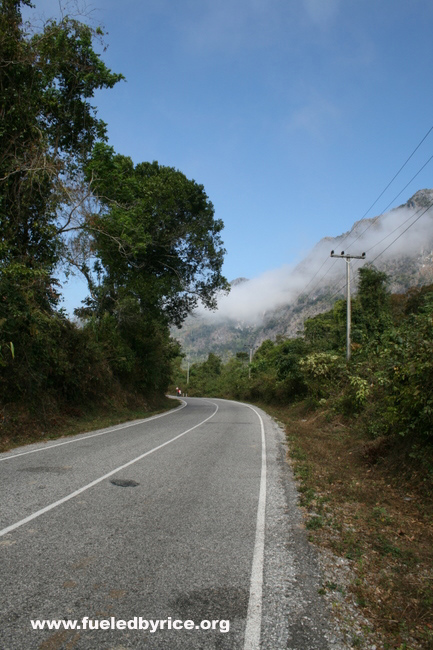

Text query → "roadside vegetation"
[0,393,179,454]
[0,1,227,447]
[176,267,433,649]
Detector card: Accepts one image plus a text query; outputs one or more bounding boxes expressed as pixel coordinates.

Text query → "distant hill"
[174,189,433,362]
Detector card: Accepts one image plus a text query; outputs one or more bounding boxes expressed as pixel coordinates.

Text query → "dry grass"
[263,401,433,650]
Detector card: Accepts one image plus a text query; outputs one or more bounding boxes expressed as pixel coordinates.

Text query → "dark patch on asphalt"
[172,586,248,620]
[110,478,140,487]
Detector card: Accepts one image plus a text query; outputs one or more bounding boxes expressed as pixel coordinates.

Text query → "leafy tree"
[188,353,223,396]
[252,340,275,369]
[273,338,308,397]
[0,0,123,402]
[81,144,229,327]
[304,301,346,351]
[402,283,433,316]
[366,292,433,441]
[353,266,391,342]
[0,0,123,276]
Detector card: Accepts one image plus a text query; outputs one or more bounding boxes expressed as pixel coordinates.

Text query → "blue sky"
[25,0,433,313]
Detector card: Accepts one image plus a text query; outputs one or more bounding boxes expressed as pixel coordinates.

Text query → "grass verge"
[0,393,180,453]
[262,401,433,650]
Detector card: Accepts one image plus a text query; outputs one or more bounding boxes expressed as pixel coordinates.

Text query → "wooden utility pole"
[330,250,366,361]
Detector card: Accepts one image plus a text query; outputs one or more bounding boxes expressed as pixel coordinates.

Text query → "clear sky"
[24,0,433,313]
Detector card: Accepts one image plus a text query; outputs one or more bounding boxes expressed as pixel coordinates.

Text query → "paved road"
[0,397,343,649]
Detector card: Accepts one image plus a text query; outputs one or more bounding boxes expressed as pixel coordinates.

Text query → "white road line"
[242,404,267,650]
[0,401,217,539]
[206,398,267,650]
[0,400,187,463]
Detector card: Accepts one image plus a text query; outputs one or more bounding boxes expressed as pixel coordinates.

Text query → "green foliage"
[299,351,342,379]
[84,144,229,327]
[353,266,392,342]
[0,1,123,275]
[298,351,345,402]
[0,300,112,405]
[181,268,433,452]
[188,353,223,396]
[304,302,345,350]
[0,2,225,431]
[0,0,124,409]
[370,300,433,440]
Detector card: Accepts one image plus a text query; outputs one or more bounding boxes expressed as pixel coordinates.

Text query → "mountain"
[174,189,433,362]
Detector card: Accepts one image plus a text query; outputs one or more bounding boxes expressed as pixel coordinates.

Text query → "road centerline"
[0,400,187,463]
[0,401,218,539]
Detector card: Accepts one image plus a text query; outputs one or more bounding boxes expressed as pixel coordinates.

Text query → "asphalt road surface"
[0,397,344,649]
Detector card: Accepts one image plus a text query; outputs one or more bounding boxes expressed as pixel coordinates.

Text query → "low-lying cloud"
[198,192,433,324]
[199,266,306,323]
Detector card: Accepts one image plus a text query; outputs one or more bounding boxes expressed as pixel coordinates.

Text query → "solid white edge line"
[0,399,187,463]
[204,398,267,650]
[242,404,267,650]
[0,401,217,539]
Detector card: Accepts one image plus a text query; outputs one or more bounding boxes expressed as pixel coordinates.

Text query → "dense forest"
[178,267,433,460]
[0,0,228,441]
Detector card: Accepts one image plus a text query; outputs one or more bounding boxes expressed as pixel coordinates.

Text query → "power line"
[293,256,331,296]
[354,125,433,223]
[292,126,433,305]
[326,198,433,303]
[323,199,430,301]
[324,148,433,293]
[330,125,433,255]
[345,152,433,252]
[363,200,431,255]
[370,199,433,265]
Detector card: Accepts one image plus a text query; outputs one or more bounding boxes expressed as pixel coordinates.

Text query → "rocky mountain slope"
[174,189,433,361]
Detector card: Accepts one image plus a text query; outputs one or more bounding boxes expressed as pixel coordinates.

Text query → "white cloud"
[198,265,303,323]
[198,197,433,324]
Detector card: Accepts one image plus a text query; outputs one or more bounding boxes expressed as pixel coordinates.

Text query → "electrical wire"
[326,197,433,304]
[353,125,433,223]
[326,125,433,256]
[370,199,433,265]
[363,200,431,255]
[291,126,433,306]
[292,256,331,296]
[345,152,433,252]
[297,174,432,304]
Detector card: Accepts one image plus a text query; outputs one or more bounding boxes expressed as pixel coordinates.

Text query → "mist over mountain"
[175,189,433,361]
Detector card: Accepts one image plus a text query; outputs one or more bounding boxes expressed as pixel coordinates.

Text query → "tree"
[353,266,391,342]
[0,0,123,277]
[188,353,223,396]
[81,144,229,327]
[0,0,123,400]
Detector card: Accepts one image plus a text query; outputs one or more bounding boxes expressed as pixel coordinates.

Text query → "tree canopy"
[0,0,123,276]
[81,144,229,327]
[0,1,228,421]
